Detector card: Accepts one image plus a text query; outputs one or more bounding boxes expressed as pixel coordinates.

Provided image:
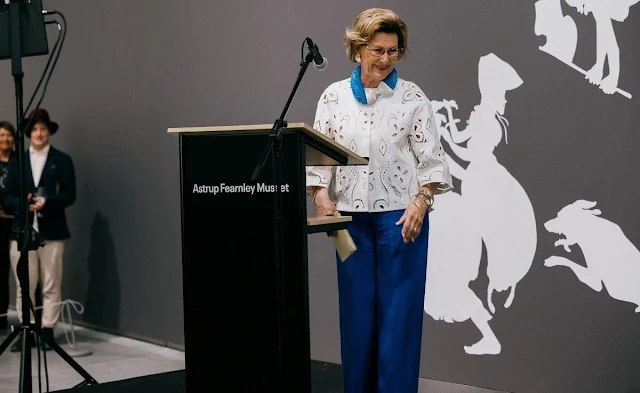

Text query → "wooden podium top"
[168,122,368,166]
[306,215,352,234]
[307,215,351,226]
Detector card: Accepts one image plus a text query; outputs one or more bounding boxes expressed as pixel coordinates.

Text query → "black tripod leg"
[19,327,32,393]
[0,327,21,355]
[40,333,98,385]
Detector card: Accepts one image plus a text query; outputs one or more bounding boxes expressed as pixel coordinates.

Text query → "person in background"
[3,109,76,351]
[0,120,15,331]
[306,8,453,393]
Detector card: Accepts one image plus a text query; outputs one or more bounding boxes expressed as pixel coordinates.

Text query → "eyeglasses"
[365,45,402,58]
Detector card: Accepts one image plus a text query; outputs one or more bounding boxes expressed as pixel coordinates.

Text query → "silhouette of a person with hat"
[564,0,639,94]
[428,54,537,355]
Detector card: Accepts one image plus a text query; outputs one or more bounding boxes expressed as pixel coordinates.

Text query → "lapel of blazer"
[38,147,55,188]
[24,150,36,190]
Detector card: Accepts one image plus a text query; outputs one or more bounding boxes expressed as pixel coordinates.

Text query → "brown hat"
[24,108,58,137]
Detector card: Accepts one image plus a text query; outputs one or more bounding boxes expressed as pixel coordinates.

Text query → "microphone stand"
[250,42,316,387]
[8,2,39,391]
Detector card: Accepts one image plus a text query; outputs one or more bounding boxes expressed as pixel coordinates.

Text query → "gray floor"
[0,311,185,392]
[312,360,509,393]
[418,379,509,393]
[0,310,506,393]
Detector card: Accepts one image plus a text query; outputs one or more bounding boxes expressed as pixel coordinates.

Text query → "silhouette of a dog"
[544,199,640,312]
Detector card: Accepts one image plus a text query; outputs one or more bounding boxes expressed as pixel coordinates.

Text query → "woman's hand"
[313,187,337,237]
[396,201,427,243]
[397,187,434,243]
[313,187,336,217]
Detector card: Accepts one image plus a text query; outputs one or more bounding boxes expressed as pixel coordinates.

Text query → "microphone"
[306,37,328,71]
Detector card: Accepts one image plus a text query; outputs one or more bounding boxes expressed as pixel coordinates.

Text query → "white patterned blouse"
[306,74,453,213]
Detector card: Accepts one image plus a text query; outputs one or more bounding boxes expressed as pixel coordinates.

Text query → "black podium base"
[179,130,312,392]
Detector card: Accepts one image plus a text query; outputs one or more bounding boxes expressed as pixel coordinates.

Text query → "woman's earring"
[355,54,361,62]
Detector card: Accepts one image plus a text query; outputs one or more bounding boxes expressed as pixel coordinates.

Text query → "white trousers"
[10,239,65,328]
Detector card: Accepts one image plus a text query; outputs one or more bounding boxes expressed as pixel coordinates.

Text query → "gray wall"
[1,1,639,392]
[0,1,191,345]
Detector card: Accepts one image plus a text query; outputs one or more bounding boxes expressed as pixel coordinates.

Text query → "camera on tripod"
[13,226,45,251]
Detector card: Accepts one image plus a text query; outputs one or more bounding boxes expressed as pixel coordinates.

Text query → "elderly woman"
[0,121,15,330]
[306,8,453,393]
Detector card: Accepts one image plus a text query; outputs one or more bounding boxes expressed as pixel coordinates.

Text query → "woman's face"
[0,128,14,152]
[358,32,399,87]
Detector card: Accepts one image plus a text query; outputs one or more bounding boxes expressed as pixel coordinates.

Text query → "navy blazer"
[2,146,76,241]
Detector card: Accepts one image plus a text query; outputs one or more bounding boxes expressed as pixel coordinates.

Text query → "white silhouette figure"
[544,199,640,313]
[439,54,537,318]
[534,0,637,98]
[424,54,537,356]
[534,0,578,63]
[426,189,498,355]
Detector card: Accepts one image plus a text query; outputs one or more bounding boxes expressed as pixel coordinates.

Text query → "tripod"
[0,1,97,391]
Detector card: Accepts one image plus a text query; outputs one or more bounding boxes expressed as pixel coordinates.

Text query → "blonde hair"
[344,8,408,62]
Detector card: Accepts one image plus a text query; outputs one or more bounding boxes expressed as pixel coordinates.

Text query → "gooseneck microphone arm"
[251,37,323,181]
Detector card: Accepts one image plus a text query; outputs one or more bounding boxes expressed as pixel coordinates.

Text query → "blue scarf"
[350,65,398,105]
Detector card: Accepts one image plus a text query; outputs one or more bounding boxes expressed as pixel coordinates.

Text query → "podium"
[168,122,367,392]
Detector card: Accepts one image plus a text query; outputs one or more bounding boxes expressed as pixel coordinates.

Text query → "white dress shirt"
[30,144,49,231]
[306,78,453,212]
[30,144,50,187]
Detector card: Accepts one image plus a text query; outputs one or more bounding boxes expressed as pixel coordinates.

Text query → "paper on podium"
[331,212,357,262]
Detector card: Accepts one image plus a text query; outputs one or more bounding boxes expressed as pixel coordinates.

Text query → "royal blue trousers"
[336,209,429,393]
